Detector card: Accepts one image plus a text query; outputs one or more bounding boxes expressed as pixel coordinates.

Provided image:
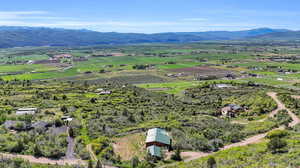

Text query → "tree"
[62,95,67,100]
[207,156,217,168]
[88,160,93,168]
[131,156,140,168]
[54,118,63,127]
[267,137,287,154]
[33,145,43,157]
[90,98,97,103]
[95,160,102,168]
[69,127,75,138]
[171,147,182,161]
[61,105,68,113]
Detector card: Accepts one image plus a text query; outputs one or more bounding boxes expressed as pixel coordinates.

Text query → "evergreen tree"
[171,147,182,161]
[131,156,140,168]
[95,160,102,168]
[88,160,93,168]
[207,156,217,168]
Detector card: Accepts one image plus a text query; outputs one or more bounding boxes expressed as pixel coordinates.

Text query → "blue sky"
[0,0,299,33]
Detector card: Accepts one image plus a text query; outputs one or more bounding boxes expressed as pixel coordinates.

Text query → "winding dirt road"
[161,92,300,168]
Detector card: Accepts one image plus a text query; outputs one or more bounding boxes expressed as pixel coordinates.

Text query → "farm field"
[1,41,300,168]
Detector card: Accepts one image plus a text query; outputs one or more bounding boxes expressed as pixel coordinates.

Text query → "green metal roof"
[146,128,171,145]
[147,145,161,157]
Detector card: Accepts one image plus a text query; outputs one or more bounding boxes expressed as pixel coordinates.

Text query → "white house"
[16,108,38,115]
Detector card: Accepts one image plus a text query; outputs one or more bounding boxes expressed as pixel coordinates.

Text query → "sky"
[0,0,299,33]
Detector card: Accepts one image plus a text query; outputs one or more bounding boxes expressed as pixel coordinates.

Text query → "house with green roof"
[146,128,172,158]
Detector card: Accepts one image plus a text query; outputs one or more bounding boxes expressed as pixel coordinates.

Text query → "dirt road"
[0,153,84,165]
[161,92,300,168]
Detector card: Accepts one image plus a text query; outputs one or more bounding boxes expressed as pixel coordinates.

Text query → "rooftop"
[146,128,171,145]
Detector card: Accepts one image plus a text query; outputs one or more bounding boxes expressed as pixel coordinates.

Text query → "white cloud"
[0,11,48,19]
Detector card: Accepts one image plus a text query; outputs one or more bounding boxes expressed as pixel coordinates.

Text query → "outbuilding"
[146,128,172,159]
[16,108,38,115]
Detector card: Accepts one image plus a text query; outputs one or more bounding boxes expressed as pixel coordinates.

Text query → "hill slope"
[254,30,300,41]
[0,26,290,48]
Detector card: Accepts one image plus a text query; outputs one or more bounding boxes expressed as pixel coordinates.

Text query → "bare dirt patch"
[113,133,146,161]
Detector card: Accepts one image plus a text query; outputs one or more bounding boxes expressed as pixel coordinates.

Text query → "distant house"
[27,60,34,64]
[221,104,243,117]
[96,88,104,92]
[61,116,73,122]
[99,90,112,95]
[16,108,38,115]
[146,128,172,158]
[214,84,233,89]
[53,54,72,60]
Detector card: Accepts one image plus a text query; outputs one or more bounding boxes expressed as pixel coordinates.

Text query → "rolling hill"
[254,30,300,41]
[0,26,291,48]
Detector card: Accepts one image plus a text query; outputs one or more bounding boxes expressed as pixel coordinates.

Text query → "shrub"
[266,130,289,139]
[267,137,288,154]
[171,148,182,161]
[207,156,217,168]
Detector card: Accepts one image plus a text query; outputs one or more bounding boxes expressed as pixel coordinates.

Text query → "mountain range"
[0,26,298,48]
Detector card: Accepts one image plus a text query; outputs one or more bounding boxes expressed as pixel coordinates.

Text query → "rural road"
[161,92,300,168]
[65,127,76,160]
[0,153,84,165]
[267,92,286,117]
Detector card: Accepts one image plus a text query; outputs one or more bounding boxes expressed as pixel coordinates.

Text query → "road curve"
[160,92,300,168]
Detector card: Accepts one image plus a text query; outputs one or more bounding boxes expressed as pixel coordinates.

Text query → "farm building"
[16,108,38,115]
[146,128,172,158]
[221,104,243,117]
[53,54,72,60]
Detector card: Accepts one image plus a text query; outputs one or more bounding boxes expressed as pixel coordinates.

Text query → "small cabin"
[16,108,38,115]
[146,128,172,158]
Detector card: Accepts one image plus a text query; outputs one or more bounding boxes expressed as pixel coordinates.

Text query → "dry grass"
[113,133,146,161]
